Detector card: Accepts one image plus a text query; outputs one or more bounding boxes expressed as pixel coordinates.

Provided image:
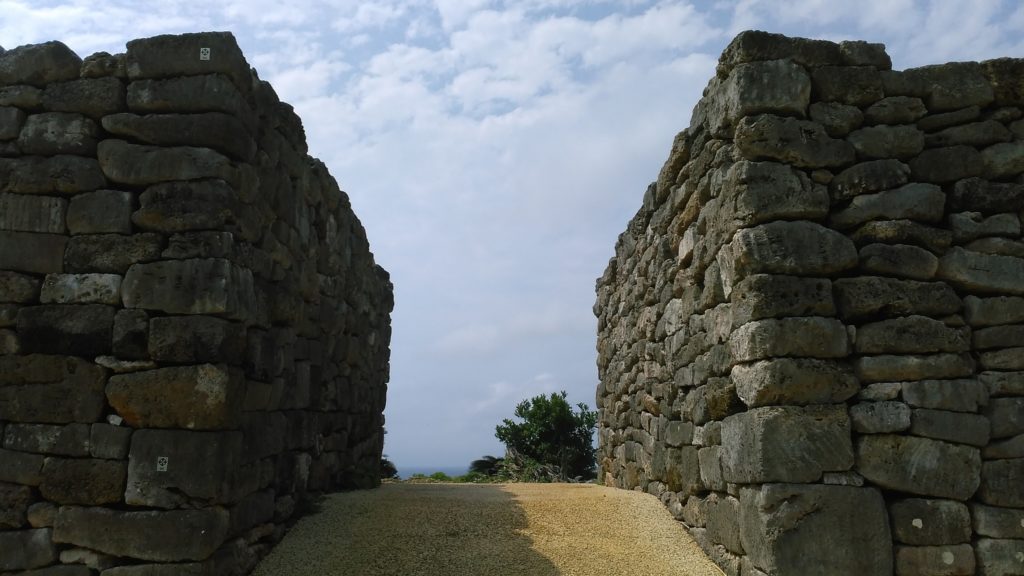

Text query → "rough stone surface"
[39,458,127,505]
[911,409,991,447]
[106,364,244,430]
[16,304,114,356]
[0,528,57,571]
[39,273,121,305]
[2,423,89,456]
[855,353,975,383]
[0,231,66,274]
[0,41,81,87]
[830,183,945,230]
[64,233,163,274]
[121,258,254,319]
[889,498,972,545]
[41,77,126,119]
[850,220,952,254]
[708,59,811,136]
[0,355,106,424]
[133,179,239,232]
[0,156,106,195]
[98,139,236,186]
[938,247,1024,295]
[910,146,985,183]
[18,112,99,156]
[126,429,242,508]
[850,401,911,434]
[731,358,857,407]
[0,193,66,234]
[730,317,849,362]
[902,379,989,412]
[833,277,961,322]
[856,435,981,499]
[971,503,1024,539]
[975,538,1024,576]
[847,125,925,160]
[733,114,855,168]
[855,315,969,354]
[724,220,857,283]
[809,101,863,137]
[858,243,938,280]
[103,112,256,162]
[66,189,133,234]
[895,544,975,576]
[830,159,910,200]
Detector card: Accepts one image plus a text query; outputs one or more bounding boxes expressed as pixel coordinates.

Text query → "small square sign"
[156,456,169,472]
[199,47,211,61]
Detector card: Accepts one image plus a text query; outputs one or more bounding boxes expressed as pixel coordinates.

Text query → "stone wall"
[0,32,393,575]
[595,31,1024,576]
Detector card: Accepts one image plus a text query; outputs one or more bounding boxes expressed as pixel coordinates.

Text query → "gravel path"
[252,483,725,576]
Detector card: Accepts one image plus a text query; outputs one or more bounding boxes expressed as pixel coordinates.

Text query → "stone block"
[90,423,132,460]
[2,423,89,456]
[812,65,883,106]
[730,317,849,362]
[981,57,1024,106]
[911,409,991,447]
[739,484,892,576]
[859,243,938,280]
[723,221,857,289]
[162,231,236,260]
[0,41,81,86]
[0,270,40,303]
[39,458,127,505]
[848,125,925,160]
[664,420,693,447]
[902,62,994,110]
[808,101,863,137]
[0,482,32,528]
[951,178,1024,214]
[926,120,1012,148]
[0,192,66,233]
[98,139,236,186]
[66,189,133,234]
[0,85,42,108]
[733,114,855,168]
[106,364,245,430]
[863,96,927,125]
[229,488,274,538]
[731,358,857,407]
[705,493,743,555]
[729,274,834,327]
[0,528,57,571]
[722,405,852,483]
[856,435,981,499]
[0,105,26,139]
[40,273,122,304]
[850,401,911,433]
[902,379,989,412]
[18,112,98,156]
[716,30,842,72]
[890,498,972,545]
[241,412,286,462]
[895,544,975,576]
[972,504,1024,539]
[681,378,742,426]
[41,76,126,118]
[0,447,44,485]
[126,429,242,508]
[0,354,106,424]
[965,237,1024,258]
[103,112,257,162]
[698,446,726,492]
[112,308,148,359]
[966,296,1024,327]
[127,74,251,120]
[64,233,163,274]
[125,31,251,89]
[0,230,66,274]
[857,315,968,355]
[724,160,828,225]
[830,183,945,230]
[982,141,1024,180]
[16,303,114,356]
[0,156,106,195]
[975,538,1024,576]
[980,348,1024,371]
[834,277,961,322]
[910,146,985,183]
[950,211,1020,243]
[982,372,1024,398]
[860,382,903,401]
[830,159,911,200]
[133,179,240,232]
[917,106,982,132]
[851,219,952,254]
[53,506,230,562]
[121,258,254,319]
[984,434,1024,460]
[986,398,1024,439]
[709,59,810,135]
[939,247,1024,295]
[148,315,245,363]
[856,353,975,384]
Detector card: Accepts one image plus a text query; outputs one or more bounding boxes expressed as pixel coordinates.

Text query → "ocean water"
[396,465,469,479]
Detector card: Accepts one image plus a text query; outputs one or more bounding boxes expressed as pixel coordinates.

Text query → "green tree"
[380,456,399,480]
[469,455,505,476]
[495,391,598,481]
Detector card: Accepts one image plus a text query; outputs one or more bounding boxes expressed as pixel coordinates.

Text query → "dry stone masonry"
[595,31,1024,576]
[0,32,393,574]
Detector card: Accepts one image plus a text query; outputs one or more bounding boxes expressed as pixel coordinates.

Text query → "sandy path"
[251,483,725,576]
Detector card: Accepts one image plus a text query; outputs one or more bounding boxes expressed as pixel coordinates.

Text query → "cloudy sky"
[3,1,1023,471]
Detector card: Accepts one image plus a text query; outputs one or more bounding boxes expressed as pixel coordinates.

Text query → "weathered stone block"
[2,423,89,456]
[0,192,66,233]
[731,358,857,407]
[90,423,132,460]
[910,146,985,183]
[734,114,855,168]
[709,59,810,135]
[730,274,834,327]
[102,112,256,161]
[53,506,230,562]
[125,31,251,89]
[812,65,883,106]
[863,96,927,125]
[0,270,40,303]
[66,189,133,234]
[126,429,242,508]
[0,482,32,528]
[41,76,126,118]
[938,247,1024,295]
[975,538,1024,576]
[986,398,1024,439]
[0,230,66,274]
[0,41,81,86]
[722,405,852,483]
[808,101,863,137]
[723,221,857,290]
[951,178,1024,214]
[106,364,244,430]
[18,112,98,156]
[664,445,702,496]
[704,493,743,555]
[982,371,1024,398]
[40,273,122,304]
[0,85,42,108]
[834,277,961,322]
[133,179,239,232]
[681,378,743,425]
[859,243,938,280]
[16,304,114,356]
[830,159,911,200]
[64,233,163,274]
[912,409,991,447]
[112,308,148,359]
[241,412,286,462]
[890,498,972,545]
[856,353,974,383]
[972,504,1024,539]
[830,182,945,230]
[950,211,1020,244]
[127,74,251,120]
[121,258,254,319]
[148,315,245,363]
[730,317,849,362]
[926,120,1012,148]
[851,219,952,253]
[98,139,236,186]
[698,446,726,492]
[724,160,828,225]
[982,141,1024,180]
[917,106,982,132]
[162,230,236,260]
[0,156,106,195]
[895,544,975,576]
[967,237,1024,258]
[40,458,127,505]
[984,434,1024,460]
[856,315,969,355]
[856,435,981,499]
[902,62,994,111]
[0,105,26,139]
[848,124,925,159]
[966,295,1024,327]
[739,484,891,576]
[980,348,1024,371]
[850,401,911,433]
[903,379,989,412]
[716,30,842,73]
[0,528,57,571]
[0,354,107,424]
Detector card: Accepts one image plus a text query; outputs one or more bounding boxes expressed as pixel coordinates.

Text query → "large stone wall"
[595,31,1024,576]
[0,33,393,574]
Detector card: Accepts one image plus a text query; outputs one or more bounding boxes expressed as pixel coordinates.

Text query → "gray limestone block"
[26,502,57,528]
[856,434,981,499]
[0,448,44,485]
[730,274,834,327]
[0,482,32,528]
[126,31,251,91]
[90,423,132,460]
[0,528,57,571]
[722,405,852,484]
[965,296,1024,327]
[938,247,1024,295]
[911,409,991,447]
[0,354,106,424]
[127,74,252,124]
[901,62,994,111]
[890,498,972,545]
[830,159,911,200]
[17,112,99,156]
[724,221,857,290]
[16,303,114,357]
[850,401,911,433]
[0,303,16,326]
[856,353,975,384]
[984,434,1024,460]
[41,76,126,118]
[664,445,701,495]
[97,139,236,186]
[863,96,927,126]
[705,492,743,555]
[895,544,975,576]
[0,192,67,233]
[0,230,65,274]
[126,429,243,508]
[0,155,106,195]
[833,276,961,322]
[734,114,855,168]
[975,538,1024,576]
[856,315,969,355]
[812,65,884,106]
[730,316,849,362]
[40,272,122,305]
[860,382,903,401]
[133,179,240,232]
[663,420,694,447]
[53,506,230,562]
[808,101,863,137]
[902,379,989,412]
[0,327,19,354]
[0,105,26,139]
[731,357,857,407]
[981,371,1024,398]
[850,219,952,254]
[2,423,89,456]
[859,242,939,280]
[39,457,127,505]
[980,348,1024,371]
[847,124,925,160]
[148,315,245,363]
[698,446,726,492]
[122,258,255,319]
[739,484,892,576]
[925,120,1012,148]
[0,84,43,108]
[0,41,81,87]
[708,59,810,136]
[102,112,256,161]
[966,237,1024,258]
[980,57,1024,106]
[64,233,163,274]
[81,51,127,79]
[106,364,245,430]
[986,397,1024,439]
[839,40,891,69]
[910,146,985,183]
[917,105,982,132]
[66,189,133,234]
[972,503,1024,539]
[724,160,828,225]
[716,31,842,76]
[829,182,945,230]
[112,308,148,359]
[681,378,743,425]
[950,211,1020,243]
[162,230,236,260]
[982,141,1024,180]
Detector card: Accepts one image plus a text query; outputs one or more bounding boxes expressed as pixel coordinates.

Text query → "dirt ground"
[251,482,725,576]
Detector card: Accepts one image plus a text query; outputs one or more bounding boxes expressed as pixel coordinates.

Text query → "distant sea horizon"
[396,465,469,479]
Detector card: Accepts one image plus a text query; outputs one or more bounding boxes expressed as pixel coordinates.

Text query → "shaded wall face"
[595,31,1024,576]
[0,33,393,574]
